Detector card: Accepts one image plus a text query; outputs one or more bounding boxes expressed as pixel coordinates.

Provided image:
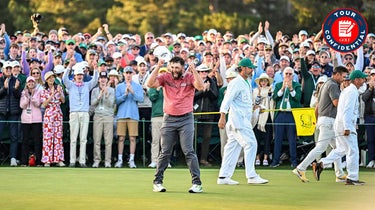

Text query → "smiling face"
[27,80,36,89]
[169,62,184,80]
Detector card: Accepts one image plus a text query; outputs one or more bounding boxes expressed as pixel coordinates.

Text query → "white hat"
[280,55,290,62]
[108,69,119,77]
[243,44,251,51]
[54,65,65,74]
[150,42,159,49]
[112,52,122,59]
[255,73,274,85]
[225,70,237,79]
[301,42,310,48]
[257,37,268,45]
[122,34,131,39]
[3,61,12,68]
[367,33,375,38]
[197,40,205,46]
[207,29,217,35]
[79,61,89,68]
[11,60,20,67]
[196,64,211,72]
[306,50,316,56]
[137,60,147,66]
[180,48,189,54]
[105,40,116,48]
[72,63,84,75]
[298,30,308,37]
[177,33,186,39]
[118,39,128,46]
[317,75,328,85]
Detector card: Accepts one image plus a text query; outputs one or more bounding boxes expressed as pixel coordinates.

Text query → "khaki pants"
[69,112,89,164]
[151,116,163,163]
[93,115,114,164]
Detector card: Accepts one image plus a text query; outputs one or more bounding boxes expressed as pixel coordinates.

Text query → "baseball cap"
[99,71,108,78]
[238,58,256,68]
[108,70,119,77]
[11,60,20,67]
[349,70,367,80]
[306,50,316,56]
[26,76,35,83]
[65,39,75,45]
[72,63,84,75]
[279,56,290,62]
[112,52,122,59]
[123,66,134,73]
[30,58,42,64]
[54,65,65,74]
[298,30,308,37]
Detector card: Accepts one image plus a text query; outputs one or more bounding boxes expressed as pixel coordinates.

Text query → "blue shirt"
[115,81,144,121]
[63,69,98,112]
[62,52,83,63]
[274,70,299,85]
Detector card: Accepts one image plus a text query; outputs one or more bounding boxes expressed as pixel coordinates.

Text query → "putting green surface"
[0,167,374,210]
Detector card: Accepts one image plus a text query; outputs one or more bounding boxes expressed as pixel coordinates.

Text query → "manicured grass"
[0,167,374,210]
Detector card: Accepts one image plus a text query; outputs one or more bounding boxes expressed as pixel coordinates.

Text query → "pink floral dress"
[41,87,64,164]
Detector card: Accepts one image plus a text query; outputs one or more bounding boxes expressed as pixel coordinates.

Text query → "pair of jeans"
[0,113,20,159]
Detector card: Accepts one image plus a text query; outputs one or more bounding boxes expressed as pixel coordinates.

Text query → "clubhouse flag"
[291,108,316,136]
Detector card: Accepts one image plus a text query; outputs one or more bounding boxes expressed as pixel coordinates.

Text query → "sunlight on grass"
[0,167,374,210]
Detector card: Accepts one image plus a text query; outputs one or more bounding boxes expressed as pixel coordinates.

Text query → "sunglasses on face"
[320,56,328,59]
[312,65,321,68]
[146,37,154,40]
[345,57,353,60]
[32,72,40,75]
[125,72,133,74]
[67,43,75,46]
[284,72,293,75]
[199,70,209,73]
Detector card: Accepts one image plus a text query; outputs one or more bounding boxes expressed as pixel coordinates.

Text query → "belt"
[167,112,191,117]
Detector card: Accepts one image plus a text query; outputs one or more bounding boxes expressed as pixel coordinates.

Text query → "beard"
[172,71,183,80]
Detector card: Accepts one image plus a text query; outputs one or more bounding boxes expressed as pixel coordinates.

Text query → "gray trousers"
[153,113,201,185]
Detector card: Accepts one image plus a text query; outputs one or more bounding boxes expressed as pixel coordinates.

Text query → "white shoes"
[104,162,111,168]
[153,184,166,192]
[56,162,65,167]
[255,159,261,166]
[128,160,136,168]
[217,177,239,185]
[148,162,157,168]
[10,158,17,167]
[114,161,123,168]
[92,161,100,168]
[366,160,374,168]
[248,175,269,184]
[188,184,203,193]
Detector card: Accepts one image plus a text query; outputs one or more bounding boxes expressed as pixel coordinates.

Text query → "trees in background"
[0,0,374,38]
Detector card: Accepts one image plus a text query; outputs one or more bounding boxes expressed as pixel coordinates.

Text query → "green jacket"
[273,81,302,118]
[148,87,164,117]
[301,58,320,107]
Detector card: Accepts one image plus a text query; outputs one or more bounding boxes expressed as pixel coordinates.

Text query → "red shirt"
[120,53,135,68]
[157,72,195,115]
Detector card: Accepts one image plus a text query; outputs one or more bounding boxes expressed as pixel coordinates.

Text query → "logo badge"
[323,8,368,53]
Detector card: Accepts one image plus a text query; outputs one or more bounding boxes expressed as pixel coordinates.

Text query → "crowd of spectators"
[1,20,375,169]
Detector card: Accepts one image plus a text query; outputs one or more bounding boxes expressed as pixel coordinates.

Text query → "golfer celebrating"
[217,58,268,185]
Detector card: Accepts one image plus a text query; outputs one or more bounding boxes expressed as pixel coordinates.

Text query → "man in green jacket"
[271,67,302,168]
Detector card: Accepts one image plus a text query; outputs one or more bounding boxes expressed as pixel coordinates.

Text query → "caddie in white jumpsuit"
[217,58,268,185]
[314,70,366,185]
